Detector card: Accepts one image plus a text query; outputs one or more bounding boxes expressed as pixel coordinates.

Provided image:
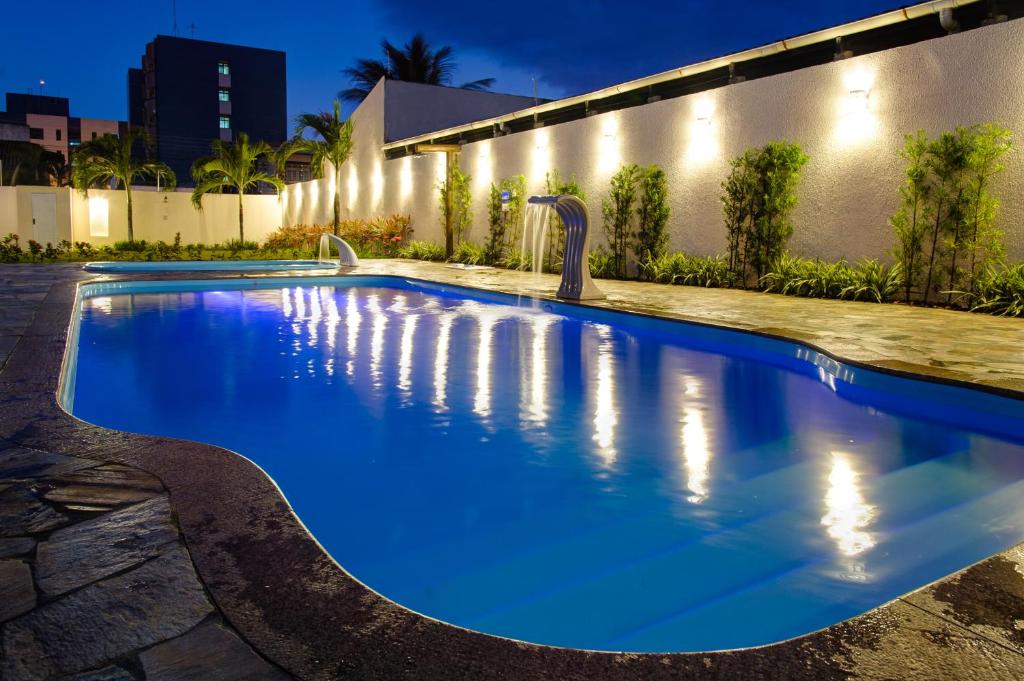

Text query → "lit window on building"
[218,61,230,75]
[219,116,231,129]
[218,89,231,102]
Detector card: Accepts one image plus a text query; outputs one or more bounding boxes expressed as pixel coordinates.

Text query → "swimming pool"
[82,260,338,273]
[64,276,1024,653]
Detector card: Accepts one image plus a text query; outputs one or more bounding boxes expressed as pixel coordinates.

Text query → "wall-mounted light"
[347,166,358,209]
[88,195,109,237]
[686,97,718,164]
[837,68,877,146]
[694,97,714,127]
[531,129,550,182]
[597,116,620,174]
[847,88,870,111]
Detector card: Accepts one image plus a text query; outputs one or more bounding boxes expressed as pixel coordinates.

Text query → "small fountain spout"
[318,233,359,267]
[527,195,604,301]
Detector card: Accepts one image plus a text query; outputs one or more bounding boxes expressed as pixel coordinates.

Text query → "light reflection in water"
[398,313,419,397]
[592,324,617,467]
[679,378,711,503]
[368,294,387,386]
[822,452,877,559]
[307,287,322,349]
[474,314,496,418]
[323,287,340,355]
[433,314,453,410]
[345,289,362,377]
[523,316,554,426]
[280,288,292,318]
[90,296,113,314]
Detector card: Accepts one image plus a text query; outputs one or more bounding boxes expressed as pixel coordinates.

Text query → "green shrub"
[601,163,641,279]
[761,254,903,303]
[485,175,526,265]
[437,161,472,255]
[892,124,1012,304]
[635,165,670,275]
[1,233,23,262]
[588,249,616,279]
[843,259,903,303]
[640,252,734,288]
[113,239,147,252]
[399,240,446,261]
[968,263,1024,316]
[448,241,487,265]
[500,249,532,271]
[722,141,808,287]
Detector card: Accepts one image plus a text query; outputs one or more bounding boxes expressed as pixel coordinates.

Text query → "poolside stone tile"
[0,446,97,479]
[139,620,291,681]
[0,537,35,558]
[35,495,179,596]
[57,666,135,681]
[0,485,69,537]
[0,559,36,623]
[902,544,1024,656]
[1,546,213,680]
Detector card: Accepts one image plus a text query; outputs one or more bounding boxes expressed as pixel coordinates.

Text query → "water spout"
[527,195,604,301]
[318,233,359,267]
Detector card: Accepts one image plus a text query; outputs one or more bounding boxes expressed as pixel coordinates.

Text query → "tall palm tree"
[281,101,354,235]
[71,129,175,242]
[341,33,495,102]
[191,132,284,243]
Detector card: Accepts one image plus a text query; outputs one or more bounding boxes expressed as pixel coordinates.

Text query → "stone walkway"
[1,265,290,680]
[1,262,1023,680]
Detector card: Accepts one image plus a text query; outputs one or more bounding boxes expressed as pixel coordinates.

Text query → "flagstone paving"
[0,261,1022,680]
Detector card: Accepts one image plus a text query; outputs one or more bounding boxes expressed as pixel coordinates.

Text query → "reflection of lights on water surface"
[679,378,710,503]
[822,452,877,558]
[592,324,617,468]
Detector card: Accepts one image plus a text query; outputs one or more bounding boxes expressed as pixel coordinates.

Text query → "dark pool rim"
[13,269,1022,678]
[82,259,340,273]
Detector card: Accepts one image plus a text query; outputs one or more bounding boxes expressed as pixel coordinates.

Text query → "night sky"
[2,0,901,123]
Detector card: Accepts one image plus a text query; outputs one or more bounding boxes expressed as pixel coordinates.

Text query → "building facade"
[128,36,287,185]
[0,93,125,160]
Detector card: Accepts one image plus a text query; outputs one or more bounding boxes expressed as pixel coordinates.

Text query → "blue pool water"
[83,260,337,272]
[67,277,1024,653]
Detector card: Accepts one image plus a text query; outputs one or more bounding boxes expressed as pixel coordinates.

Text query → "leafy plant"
[634,165,670,276]
[448,240,487,265]
[437,159,472,256]
[500,249,532,271]
[265,223,331,250]
[842,259,904,303]
[72,128,176,242]
[722,141,808,287]
[399,240,446,261]
[339,214,412,256]
[485,175,526,265]
[0,233,22,262]
[968,263,1024,316]
[588,249,616,279]
[894,124,1012,305]
[639,252,734,288]
[191,132,284,243]
[601,163,641,279]
[761,254,902,303]
[283,101,355,235]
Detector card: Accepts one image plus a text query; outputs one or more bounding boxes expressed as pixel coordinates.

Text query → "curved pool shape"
[64,276,1024,653]
[83,260,338,273]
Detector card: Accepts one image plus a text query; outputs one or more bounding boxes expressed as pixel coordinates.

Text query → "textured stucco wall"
[285,18,1024,262]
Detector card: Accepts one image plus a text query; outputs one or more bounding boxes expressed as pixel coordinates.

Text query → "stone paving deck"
[0,261,1022,680]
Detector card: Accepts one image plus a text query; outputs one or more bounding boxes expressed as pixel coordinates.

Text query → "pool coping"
[3,263,1024,679]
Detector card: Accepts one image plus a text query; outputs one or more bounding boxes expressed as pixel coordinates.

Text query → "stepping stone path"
[0,444,291,680]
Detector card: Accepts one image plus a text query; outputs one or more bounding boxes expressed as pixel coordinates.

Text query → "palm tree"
[191,132,284,243]
[341,33,495,102]
[72,129,175,242]
[281,101,354,235]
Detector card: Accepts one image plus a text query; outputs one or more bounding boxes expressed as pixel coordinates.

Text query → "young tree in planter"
[485,174,526,265]
[285,100,355,236]
[890,131,932,302]
[191,132,284,243]
[72,129,176,242]
[721,141,808,287]
[601,163,641,279]
[437,160,472,254]
[634,164,670,277]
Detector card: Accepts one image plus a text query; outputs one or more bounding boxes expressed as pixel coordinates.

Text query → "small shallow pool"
[64,276,1024,653]
[83,260,338,273]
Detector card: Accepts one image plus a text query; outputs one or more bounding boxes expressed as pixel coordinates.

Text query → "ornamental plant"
[437,160,472,255]
[721,141,808,287]
[485,174,526,265]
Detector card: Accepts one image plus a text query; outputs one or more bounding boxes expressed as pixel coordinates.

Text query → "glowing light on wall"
[530,128,550,183]
[88,196,109,237]
[433,314,453,410]
[592,324,617,467]
[679,378,710,503]
[371,159,384,208]
[400,156,413,200]
[435,152,447,182]
[686,96,719,164]
[475,143,493,189]
[597,116,620,174]
[836,68,878,146]
[347,166,359,210]
[822,452,876,557]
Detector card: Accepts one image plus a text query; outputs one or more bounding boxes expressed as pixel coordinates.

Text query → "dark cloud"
[376,0,905,95]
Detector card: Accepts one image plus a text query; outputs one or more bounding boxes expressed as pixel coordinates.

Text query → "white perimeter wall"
[0,186,280,246]
[282,18,1024,261]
